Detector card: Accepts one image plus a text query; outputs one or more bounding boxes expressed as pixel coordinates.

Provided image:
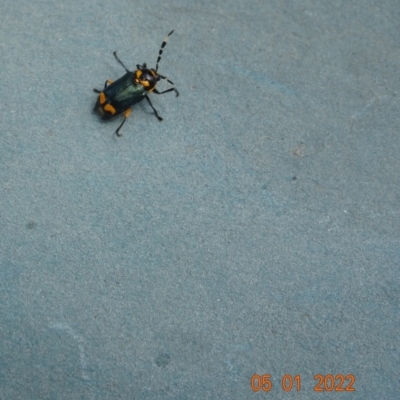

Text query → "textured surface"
[1,0,399,398]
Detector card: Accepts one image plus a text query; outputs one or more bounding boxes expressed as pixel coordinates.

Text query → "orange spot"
[135,70,142,79]
[124,108,131,118]
[104,104,117,115]
[140,80,150,87]
[107,79,114,84]
[99,92,106,104]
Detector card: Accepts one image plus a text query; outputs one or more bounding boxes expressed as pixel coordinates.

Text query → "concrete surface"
[0,0,399,398]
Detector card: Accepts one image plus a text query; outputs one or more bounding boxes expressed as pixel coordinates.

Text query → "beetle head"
[134,68,160,92]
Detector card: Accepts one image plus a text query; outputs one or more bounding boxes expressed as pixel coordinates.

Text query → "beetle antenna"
[155,30,174,72]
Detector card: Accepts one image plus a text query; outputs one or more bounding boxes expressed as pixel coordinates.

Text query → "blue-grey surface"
[1,0,399,399]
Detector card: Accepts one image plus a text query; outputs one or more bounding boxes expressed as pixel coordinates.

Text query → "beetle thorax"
[134,68,160,91]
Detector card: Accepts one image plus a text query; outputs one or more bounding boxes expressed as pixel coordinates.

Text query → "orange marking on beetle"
[124,108,131,118]
[107,79,114,84]
[104,104,117,115]
[135,70,142,79]
[99,92,106,104]
[140,80,150,87]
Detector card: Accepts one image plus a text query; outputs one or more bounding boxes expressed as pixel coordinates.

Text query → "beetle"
[93,30,179,136]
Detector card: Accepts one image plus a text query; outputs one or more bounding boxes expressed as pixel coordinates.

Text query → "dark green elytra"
[93,30,179,136]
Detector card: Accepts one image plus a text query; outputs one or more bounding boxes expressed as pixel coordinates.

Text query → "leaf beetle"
[93,30,179,136]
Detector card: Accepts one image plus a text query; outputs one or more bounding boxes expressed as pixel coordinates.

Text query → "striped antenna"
[155,30,174,72]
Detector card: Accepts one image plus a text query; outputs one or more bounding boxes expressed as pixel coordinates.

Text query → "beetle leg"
[154,87,179,97]
[104,79,114,88]
[145,95,163,121]
[115,108,131,137]
[157,74,179,96]
[94,79,114,93]
[158,74,174,85]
